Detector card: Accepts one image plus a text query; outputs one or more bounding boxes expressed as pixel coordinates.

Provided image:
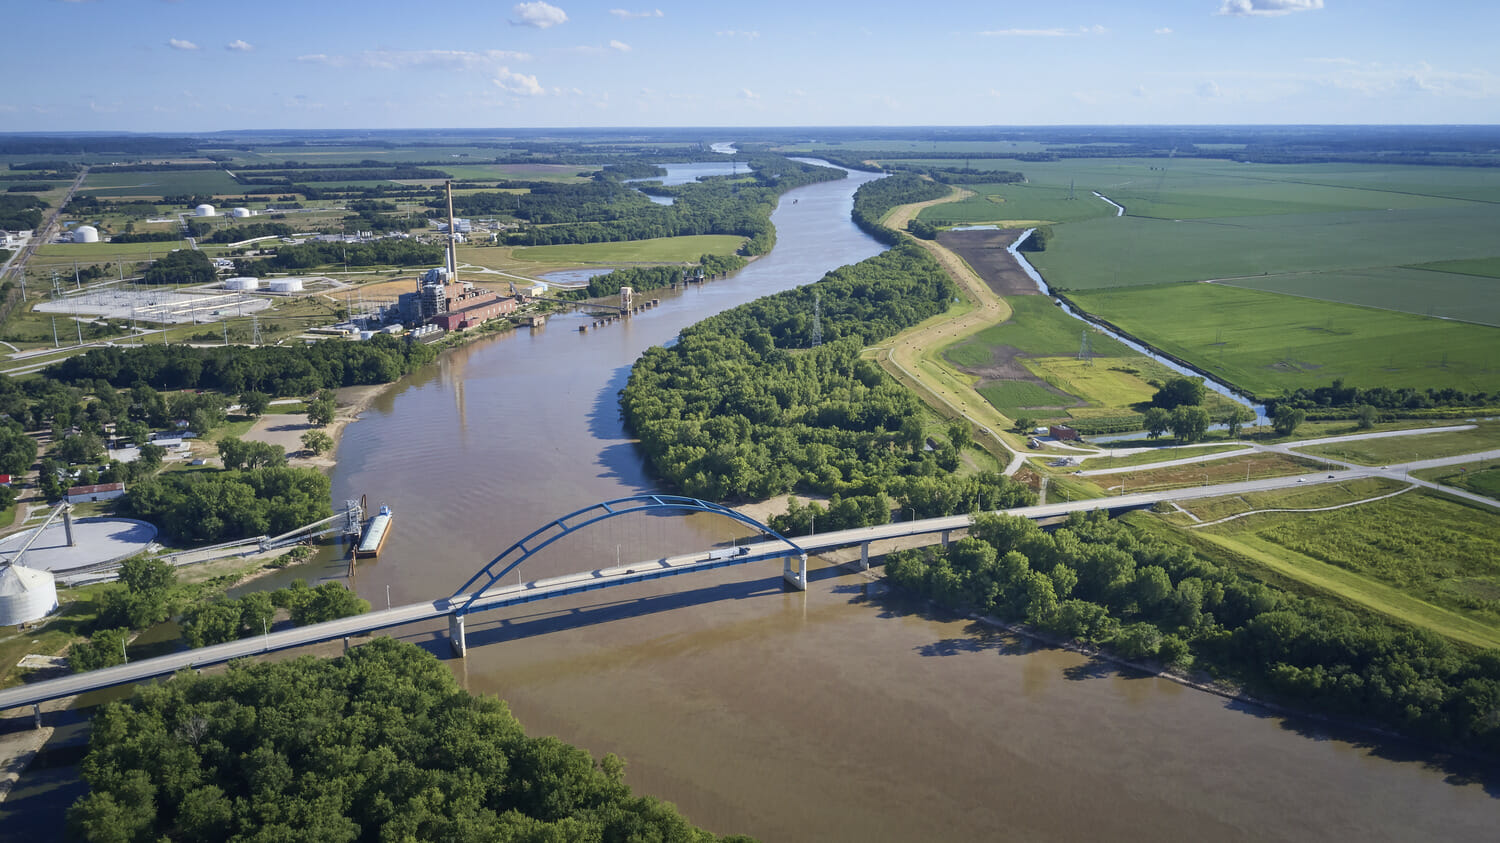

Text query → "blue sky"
[5,0,1496,131]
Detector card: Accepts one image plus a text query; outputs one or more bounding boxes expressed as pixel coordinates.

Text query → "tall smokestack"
[445,180,458,280]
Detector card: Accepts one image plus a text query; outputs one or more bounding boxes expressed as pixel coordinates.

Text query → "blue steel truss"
[450,495,804,615]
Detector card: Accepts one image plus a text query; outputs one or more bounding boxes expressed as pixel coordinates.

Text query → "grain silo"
[73,225,99,243]
[230,207,253,218]
[268,278,303,293]
[0,564,58,626]
[195,203,216,217]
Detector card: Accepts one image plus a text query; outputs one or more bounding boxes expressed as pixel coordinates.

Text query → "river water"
[320,163,1497,839]
[8,164,1494,839]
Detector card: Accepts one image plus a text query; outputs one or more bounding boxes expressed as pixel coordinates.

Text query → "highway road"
[2,457,1495,714]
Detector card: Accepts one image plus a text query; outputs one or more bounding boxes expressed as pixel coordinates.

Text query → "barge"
[354,505,393,559]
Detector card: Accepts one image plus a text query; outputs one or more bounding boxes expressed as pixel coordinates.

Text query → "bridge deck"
[0,468,1384,713]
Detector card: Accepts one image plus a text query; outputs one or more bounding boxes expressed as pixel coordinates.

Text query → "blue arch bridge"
[0,487,1197,723]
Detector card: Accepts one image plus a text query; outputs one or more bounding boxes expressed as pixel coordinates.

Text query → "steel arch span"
[450,495,806,615]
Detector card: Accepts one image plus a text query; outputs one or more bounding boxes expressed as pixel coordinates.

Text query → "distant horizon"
[6,1,1495,132]
[4,123,1499,138]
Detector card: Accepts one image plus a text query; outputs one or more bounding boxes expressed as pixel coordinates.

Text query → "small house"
[1049,424,1081,442]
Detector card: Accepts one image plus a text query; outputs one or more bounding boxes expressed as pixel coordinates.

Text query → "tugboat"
[354,505,393,559]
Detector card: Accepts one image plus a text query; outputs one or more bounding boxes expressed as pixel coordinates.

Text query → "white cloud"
[1218,0,1323,17]
[980,26,1105,37]
[1198,81,1222,97]
[610,8,662,18]
[298,49,531,71]
[226,39,253,52]
[494,68,544,96]
[1154,27,1173,35]
[609,40,631,52]
[715,30,760,39]
[511,2,568,28]
[167,38,199,51]
[738,88,760,100]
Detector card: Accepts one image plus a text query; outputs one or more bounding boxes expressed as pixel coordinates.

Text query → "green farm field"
[511,234,746,264]
[917,182,1115,226]
[1221,266,1500,327]
[438,163,597,182]
[80,169,244,197]
[944,295,1131,365]
[1194,490,1500,646]
[1028,205,1500,292]
[1066,283,1500,395]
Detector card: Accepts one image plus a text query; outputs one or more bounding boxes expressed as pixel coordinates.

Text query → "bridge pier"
[941,529,952,548]
[857,541,870,572]
[783,553,809,590]
[33,703,41,730]
[449,613,467,658]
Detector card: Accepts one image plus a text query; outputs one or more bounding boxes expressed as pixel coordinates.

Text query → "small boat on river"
[354,505,393,559]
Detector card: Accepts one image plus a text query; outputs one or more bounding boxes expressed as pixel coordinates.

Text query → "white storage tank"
[73,225,99,243]
[0,564,58,626]
[268,278,304,293]
[230,207,253,218]
[195,203,216,217]
[224,277,260,291]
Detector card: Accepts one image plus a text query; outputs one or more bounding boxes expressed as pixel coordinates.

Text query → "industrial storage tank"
[224,277,260,291]
[0,564,58,626]
[195,203,216,217]
[73,225,99,243]
[230,207,253,218]
[267,278,303,293]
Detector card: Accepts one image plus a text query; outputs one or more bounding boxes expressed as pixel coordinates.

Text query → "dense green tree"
[69,628,130,673]
[1272,406,1307,437]
[1152,377,1207,409]
[1355,403,1379,429]
[1142,407,1171,439]
[238,391,272,417]
[305,392,336,426]
[1169,405,1212,444]
[216,436,286,471]
[300,429,333,455]
[1223,405,1255,438]
[141,249,214,286]
[68,639,737,841]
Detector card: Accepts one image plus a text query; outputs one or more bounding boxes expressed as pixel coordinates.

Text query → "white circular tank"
[224,277,260,291]
[268,278,304,293]
[231,207,253,218]
[195,204,216,217]
[73,225,99,243]
[0,564,58,626]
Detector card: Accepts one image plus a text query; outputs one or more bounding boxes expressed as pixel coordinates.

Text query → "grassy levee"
[1065,283,1500,396]
[1137,513,1500,651]
[1092,452,1329,494]
[1296,422,1500,465]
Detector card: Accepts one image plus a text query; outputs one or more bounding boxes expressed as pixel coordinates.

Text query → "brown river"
[6,163,1497,840]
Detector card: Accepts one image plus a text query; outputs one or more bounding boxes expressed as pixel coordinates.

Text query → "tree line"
[848,173,951,244]
[1267,379,1497,415]
[46,333,438,395]
[622,242,1033,517]
[884,509,1500,755]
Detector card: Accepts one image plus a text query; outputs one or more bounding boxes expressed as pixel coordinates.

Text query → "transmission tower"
[810,293,823,348]
[1077,329,1093,365]
[251,313,262,346]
